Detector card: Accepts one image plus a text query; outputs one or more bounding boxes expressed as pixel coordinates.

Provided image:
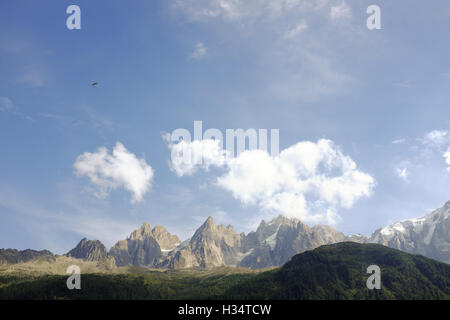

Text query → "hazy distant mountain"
[369,201,450,263]
[0,248,53,265]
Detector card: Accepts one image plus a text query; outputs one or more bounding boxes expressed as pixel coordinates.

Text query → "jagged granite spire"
[66,238,108,261]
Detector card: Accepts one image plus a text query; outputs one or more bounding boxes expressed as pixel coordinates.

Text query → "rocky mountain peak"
[311,225,346,243]
[273,215,296,224]
[240,215,347,269]
[66,238,108,261]
[192,216,216,237]
[157,216,245,269]
[203,216,215,228]
[253,215,300,239]
[193,216,241,242]
[151,225,180,250]
[152,225,166,233]
[109,222,181,267]
[129,222,152,241]
[110,226,161,267]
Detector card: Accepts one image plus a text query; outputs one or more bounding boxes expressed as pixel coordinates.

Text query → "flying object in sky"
[91,82,99,86]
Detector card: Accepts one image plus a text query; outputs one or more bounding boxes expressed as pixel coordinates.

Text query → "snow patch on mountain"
[264,229,279,250]
[379,204,449,243]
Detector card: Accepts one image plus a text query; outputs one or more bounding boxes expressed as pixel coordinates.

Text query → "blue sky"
[1,0,450,253]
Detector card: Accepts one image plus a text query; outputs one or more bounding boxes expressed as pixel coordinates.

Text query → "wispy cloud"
[84,106,116,131]
[37,112,84,127]
[420,130,449,149]
[18,64,47,88]
[393,80,414,89]
[396,167,409,182]
[37,106,116,130]
[392,138,406,145]
[169,0,360,102]
[0,96,14,111]
[190,41,207,59]
[330,2,352,20]
[284,20,308,39]
[0,96,34,121]
[394,130,450,180]
[171,0,336,22]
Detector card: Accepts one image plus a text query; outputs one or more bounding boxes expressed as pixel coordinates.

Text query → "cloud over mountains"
[167,138,375,224]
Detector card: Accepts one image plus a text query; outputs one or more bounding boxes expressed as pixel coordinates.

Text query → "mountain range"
[0,249,53,265]
[2,201,449,268]
[1,242,449,300]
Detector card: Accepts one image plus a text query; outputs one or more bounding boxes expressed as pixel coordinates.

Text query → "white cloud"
[396,167,409,182]
[171,0,331,22]
[190,42,207,59]
[392,138,406,145]
[218,149,280,204]
[330,2,352,20]
[74,142,154,203]
[284,20,308,39]
[445,148,450,171]
[167,138,375,225]
[218,140,375,224]
[399,129,450,176]
[421,130,449,148]
[0,96,13,111]
[168,139,227,176]
[419,130,450,170]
